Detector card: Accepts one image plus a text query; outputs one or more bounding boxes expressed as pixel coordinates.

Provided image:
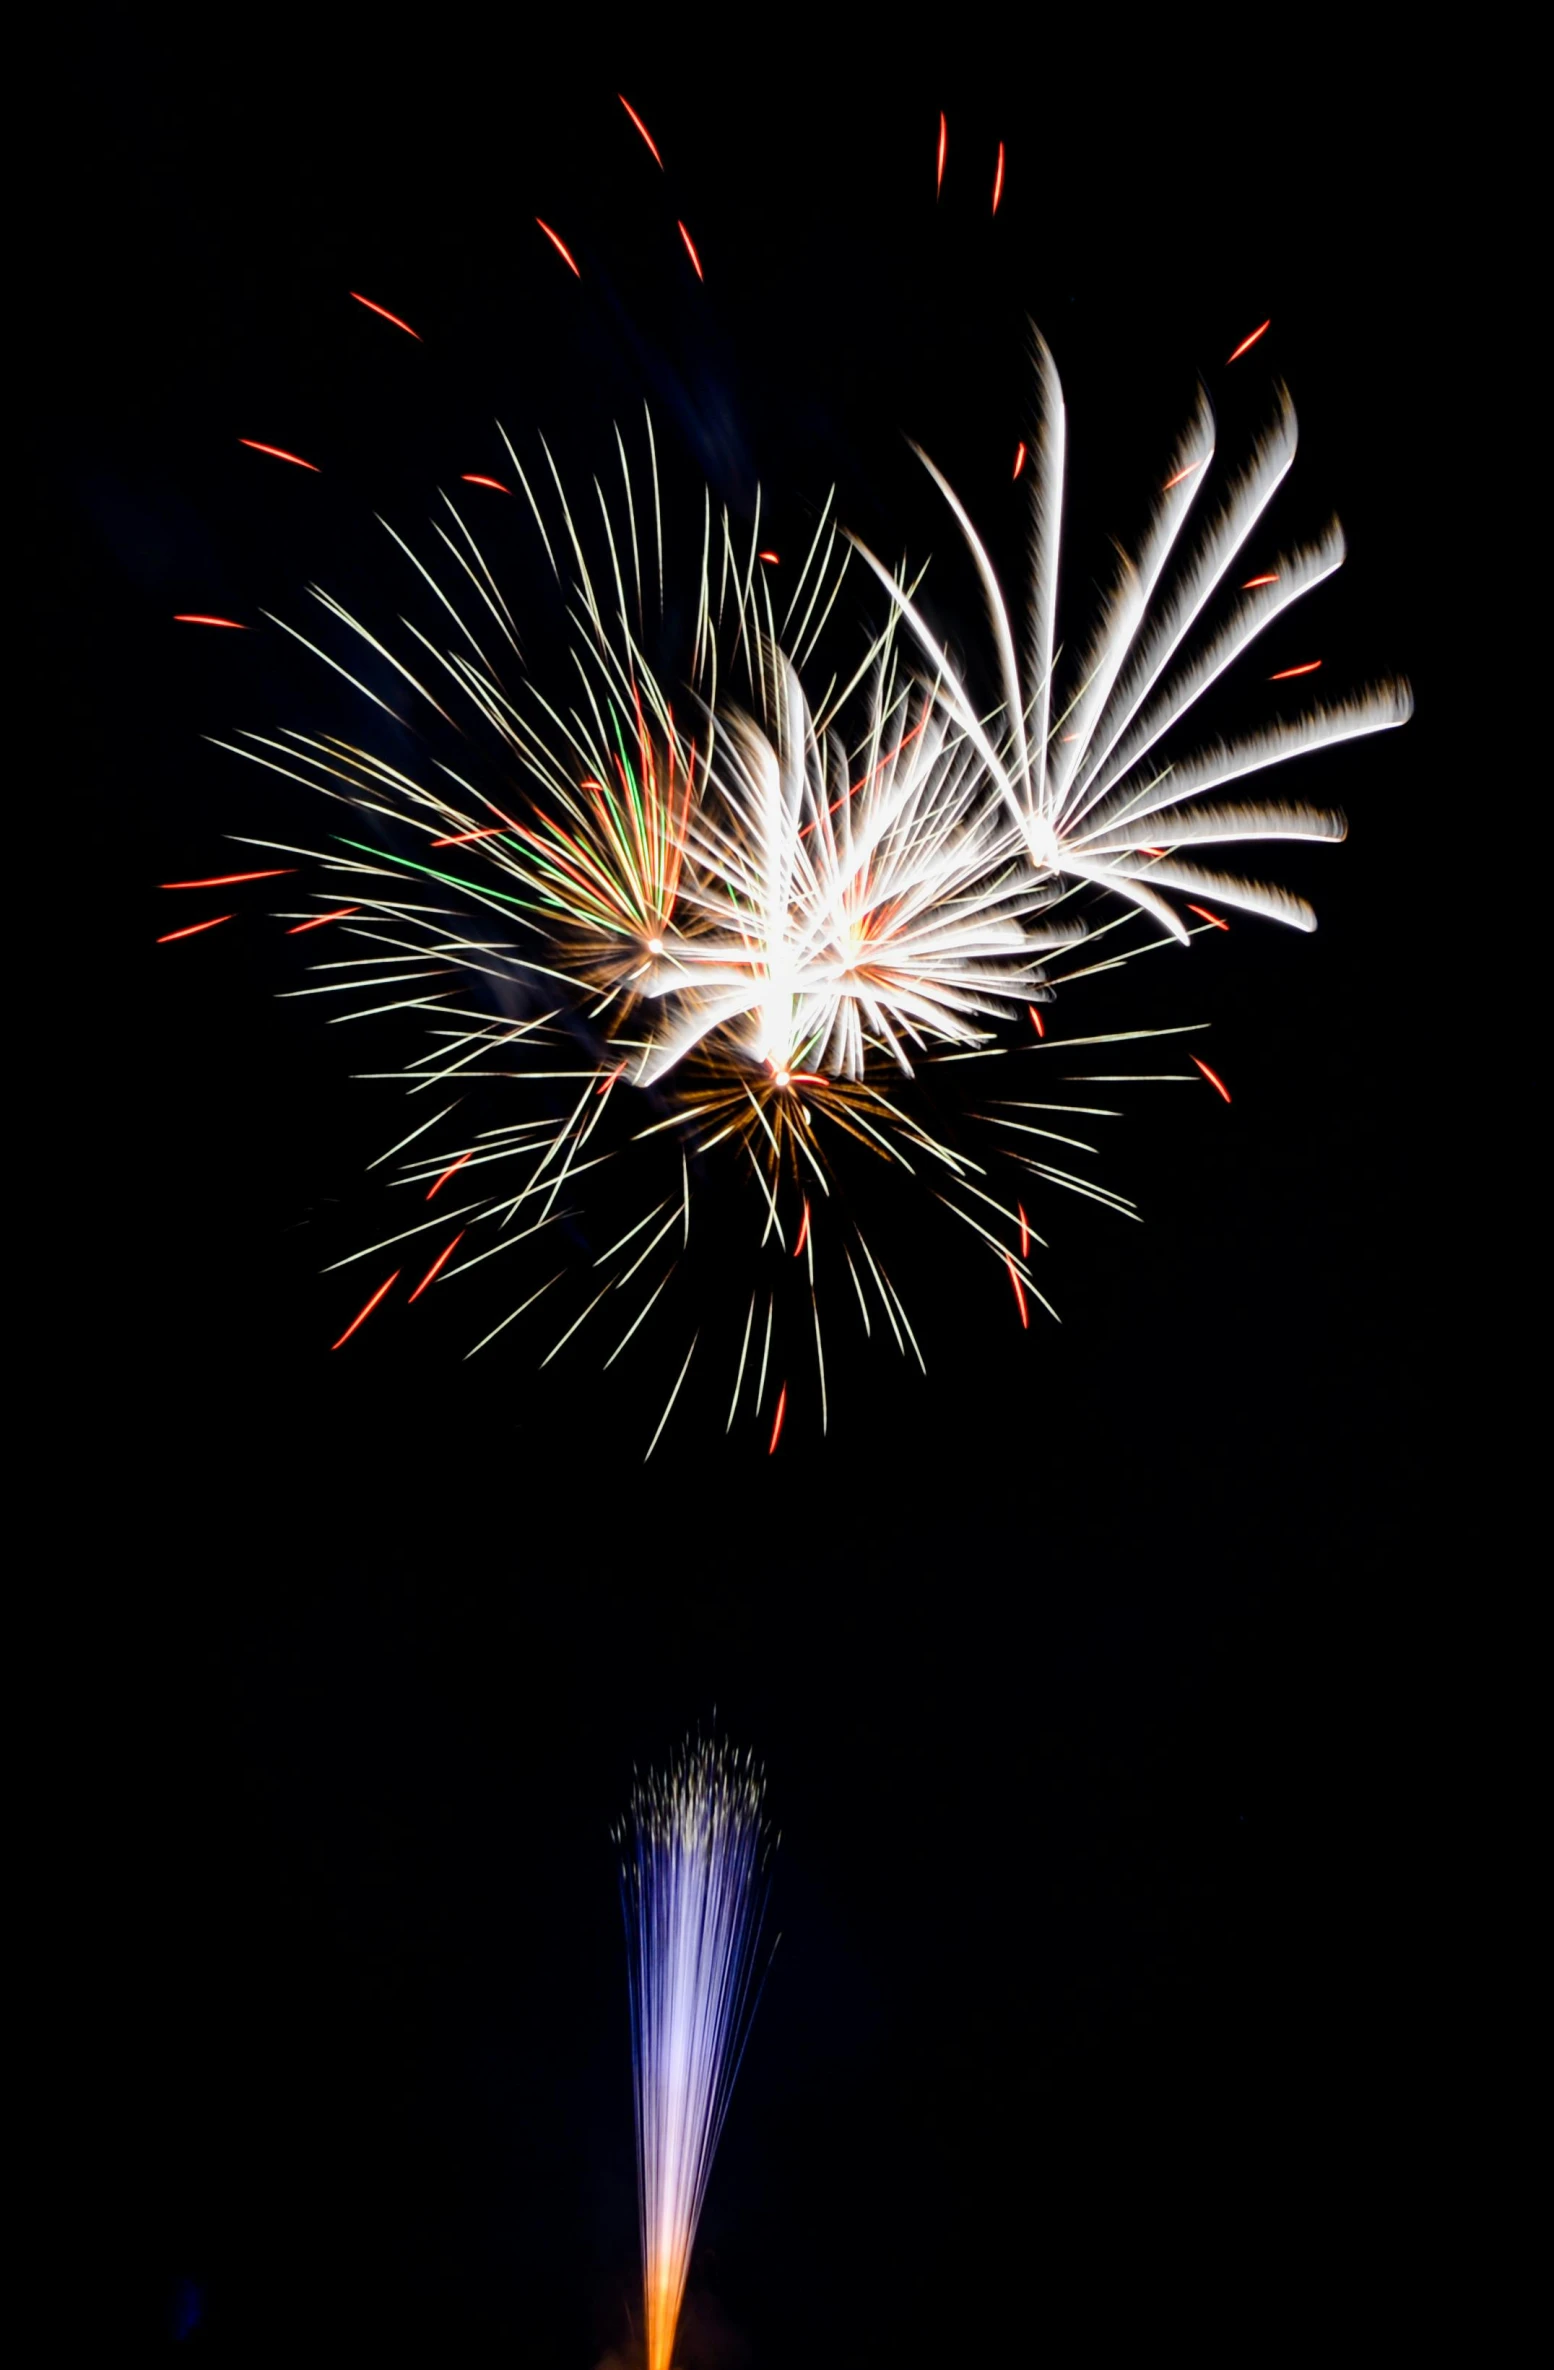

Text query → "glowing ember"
[1005,1253,1029,1327]
[535,218,581,277]
[619,94,663,165]
[408,1234,465,1301]
[425,1151,472,1200]
[238,439,318,471]
[162,870,294,889]
[1227,318,1272,363]
[350,291,420,339]
[156,915,233,944]
[286,907,359,934]
[331,1270,400,1349]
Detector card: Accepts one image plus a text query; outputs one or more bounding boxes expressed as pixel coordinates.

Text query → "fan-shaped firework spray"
[618,1741,774,2370]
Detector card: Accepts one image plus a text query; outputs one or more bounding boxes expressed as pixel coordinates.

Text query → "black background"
[48,15,1463,2358]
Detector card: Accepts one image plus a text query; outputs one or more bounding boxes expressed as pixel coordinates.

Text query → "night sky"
[52,21,1452,2357]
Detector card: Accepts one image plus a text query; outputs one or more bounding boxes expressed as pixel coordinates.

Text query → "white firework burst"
[851,326,1412,942]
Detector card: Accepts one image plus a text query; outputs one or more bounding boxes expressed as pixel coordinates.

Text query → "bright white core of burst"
[1024,815,1061,868]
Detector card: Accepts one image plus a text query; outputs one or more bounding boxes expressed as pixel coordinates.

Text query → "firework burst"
[618,1740,774,2370]
[851,327,1412,943]
[174,303,1406,1450]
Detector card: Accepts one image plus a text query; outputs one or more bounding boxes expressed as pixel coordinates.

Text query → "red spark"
[408,1233,465,1302]
[1270,660,1322,680]
[797,721,929,837]
[758,550,780,564]
[1027,1004,1045,1038]
[173,613,247,628]
[597,1061,627,1096]
[425,1150,472,1200]
[430,824,510,846]
[287,906,359,934]
[460,474,510,492]
[1012,440,1027,480]
[1138,845,1166,857]
[619,94,663,166]
[331,1269,400,1350]
[156,914,233,944]
[350,290,421,340]
[794,1198,811,1259]
[1242,572,1279,589]
[1227,318,1271,364]
[1018,1203,1030,1258]
[239,439,319,471]
[677,221,704,280]
[1005,1253,1029,1328]
[768,1383,788,1455]
[849,720,924,798]
[1192,1056,1232,1103]
[162,869,294,888]
[936,111,947,197]
[536,219,580,277]
[992,141,1005,214]
[1163,459,1203,490]
[1187,904,1230,931]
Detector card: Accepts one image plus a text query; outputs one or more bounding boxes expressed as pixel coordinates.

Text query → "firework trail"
[618,1740,774,2370]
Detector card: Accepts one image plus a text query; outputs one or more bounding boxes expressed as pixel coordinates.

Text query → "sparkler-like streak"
[618,1741,774,2370]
